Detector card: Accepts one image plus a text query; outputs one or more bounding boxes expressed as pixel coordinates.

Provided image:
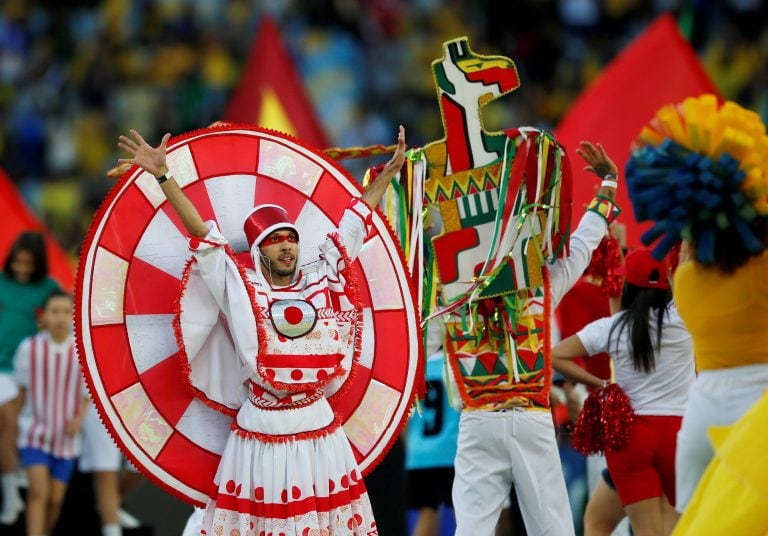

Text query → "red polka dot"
[225,480,236,494]
[250,521,254,530]
[302,529,311,536]
[254,487,264,501]
[264,369,275,380]
[347,518,356,530]
[235,484,242,496]
[290,369,303,380]
[341,475,349,488]
[189,237,200,249]
[351,469,359,482]
[278,334,287,342]
[291,486,301,500]
[284,306,303,324]
[354,514,363,524]
[280,489,288,503]
[316,369,328,381]
[328,479,335,492]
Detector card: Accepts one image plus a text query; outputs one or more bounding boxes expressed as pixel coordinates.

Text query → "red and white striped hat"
[243,204,299,249]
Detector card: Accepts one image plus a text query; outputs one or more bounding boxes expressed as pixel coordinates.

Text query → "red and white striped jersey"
[14,332,85,459]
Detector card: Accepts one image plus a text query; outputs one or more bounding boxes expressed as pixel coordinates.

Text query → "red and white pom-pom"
[572,383,634,456]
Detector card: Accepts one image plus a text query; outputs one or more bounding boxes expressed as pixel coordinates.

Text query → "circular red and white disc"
[75,125,421,507]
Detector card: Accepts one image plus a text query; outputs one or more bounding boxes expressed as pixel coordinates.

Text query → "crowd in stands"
[1,0,768,259]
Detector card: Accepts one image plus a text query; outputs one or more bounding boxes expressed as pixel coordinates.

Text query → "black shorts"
[601,467,617,491]
[406,467,455,509]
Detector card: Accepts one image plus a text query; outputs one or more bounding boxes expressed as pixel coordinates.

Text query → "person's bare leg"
[661,495,680,535]
[494,507,511,536]
[119,470,144,497]
[624,496,664,536]
[411,507,439,536]
[45,478,68,535]
[584,479,626,536]
[0,397,23,520]
[25,465,50,536]
[94,471,121,526]
[0,399,19,472]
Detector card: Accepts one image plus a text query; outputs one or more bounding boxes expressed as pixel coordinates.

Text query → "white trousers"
[80,405,138,473]
[675,363,768,512]
[452,409,574,536]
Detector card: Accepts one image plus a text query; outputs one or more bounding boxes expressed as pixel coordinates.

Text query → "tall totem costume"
[75,127,422,535]
[366,37,620,535]
[376,37,621,412]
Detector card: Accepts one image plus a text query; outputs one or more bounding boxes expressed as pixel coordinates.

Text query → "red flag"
[554,14,718,248]
[224,16,330,149]
[0,168,75,290]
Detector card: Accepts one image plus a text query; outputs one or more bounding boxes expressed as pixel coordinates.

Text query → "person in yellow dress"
[624,94,768,535]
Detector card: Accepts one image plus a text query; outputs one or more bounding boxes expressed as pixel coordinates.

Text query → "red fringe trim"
[173,256,239,417]
[320,232,363,402]
[230,415,342,443]
[541,269,553,407]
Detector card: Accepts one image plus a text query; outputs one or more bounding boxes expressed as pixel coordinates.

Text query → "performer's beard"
[260,253,296,278]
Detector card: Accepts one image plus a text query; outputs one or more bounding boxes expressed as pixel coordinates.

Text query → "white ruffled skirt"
[201,396,377,536]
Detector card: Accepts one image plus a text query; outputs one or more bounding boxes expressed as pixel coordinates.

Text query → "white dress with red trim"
[75,126,421,530]
[179,200,377,535]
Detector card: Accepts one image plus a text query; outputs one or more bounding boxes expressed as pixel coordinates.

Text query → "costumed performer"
[622,94,768,519]
[451,141,622,536]
[554,227,630,536]
[551,247,695,535]
[672,388,768,535]
[117,125,407,536]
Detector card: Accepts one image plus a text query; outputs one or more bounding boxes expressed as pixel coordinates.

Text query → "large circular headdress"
[626,93,768,262]
[75,125,422,506]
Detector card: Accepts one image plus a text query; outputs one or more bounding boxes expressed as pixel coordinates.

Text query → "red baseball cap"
[619,248,670,289]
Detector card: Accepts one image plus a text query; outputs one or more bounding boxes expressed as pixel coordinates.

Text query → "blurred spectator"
[0,0,766,279]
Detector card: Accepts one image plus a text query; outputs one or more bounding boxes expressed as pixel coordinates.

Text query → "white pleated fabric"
[203,397,376,535]
[178,200,378,536]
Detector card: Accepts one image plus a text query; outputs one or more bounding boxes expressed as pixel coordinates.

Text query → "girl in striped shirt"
[14,291,89,536]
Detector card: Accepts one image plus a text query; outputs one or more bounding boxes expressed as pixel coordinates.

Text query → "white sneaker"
[118,508,141,529]
[0,494,23,525]
[16,469,28,489]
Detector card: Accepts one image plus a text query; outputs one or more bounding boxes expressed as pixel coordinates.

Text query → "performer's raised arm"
[575,140,618,201]
[360,124,406,209]
[118,129,209,238]
[548,141,621,305]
